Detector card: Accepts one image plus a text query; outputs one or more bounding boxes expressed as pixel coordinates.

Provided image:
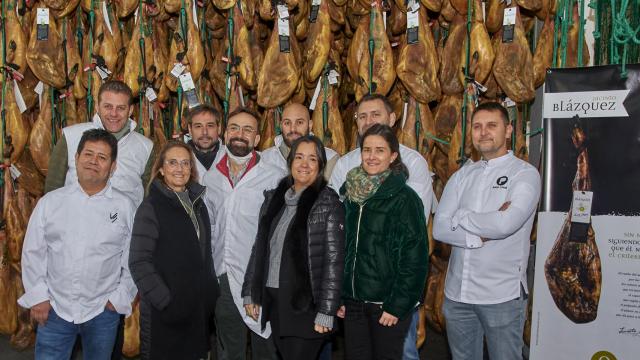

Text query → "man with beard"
[329,94,433,360]
[261,103,339,179]
[45,80,154,207]
[202,107,284,360]
[433,102,540,360]
[186,104,225,182]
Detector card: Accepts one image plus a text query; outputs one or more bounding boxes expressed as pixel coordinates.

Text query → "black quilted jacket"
[242,178,345,330]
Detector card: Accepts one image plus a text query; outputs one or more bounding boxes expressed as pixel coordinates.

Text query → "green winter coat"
[341,172,429,320]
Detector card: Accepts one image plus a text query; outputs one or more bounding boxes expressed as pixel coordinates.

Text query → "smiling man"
[261,103,339,180]
[19,129,137,360]
[45,80,154,207]
[202,107,284,360]
[433,102,541,360]
[186,104,225,182]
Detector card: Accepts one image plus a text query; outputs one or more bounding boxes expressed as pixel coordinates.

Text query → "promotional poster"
[530,65,640,360]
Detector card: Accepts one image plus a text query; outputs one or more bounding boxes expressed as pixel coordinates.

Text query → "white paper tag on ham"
[278,18,290,36]
[145,87,158,102]
[328,70,339,85]
[309,79,322,110]
[572,191,594,224]
[401,102,408,128]
[34,81,44,109]
[9,164,22,180]
[171,63,186,78]
[503,7,516,26]
[36,8,49,24]
[179,72,196,91]
[13,80,27,114]
[102,2,114,35]
[192,0,199,29]
[277,4,289,19]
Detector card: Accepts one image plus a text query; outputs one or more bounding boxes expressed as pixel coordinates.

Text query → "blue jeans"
[35,308,120,360]
[402,309,420,360]
[443,294,527,360]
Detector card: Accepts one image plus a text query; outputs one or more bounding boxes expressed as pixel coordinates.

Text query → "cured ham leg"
[545,125,602,324]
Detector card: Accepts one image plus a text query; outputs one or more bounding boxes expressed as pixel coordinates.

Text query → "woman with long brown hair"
[129,141,219,359]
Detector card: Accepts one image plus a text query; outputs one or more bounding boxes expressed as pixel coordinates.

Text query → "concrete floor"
[0,325,452,360]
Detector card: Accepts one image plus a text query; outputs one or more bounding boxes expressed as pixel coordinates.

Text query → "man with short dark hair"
[19,129,137,360]
[202,107,283,360]
[261,103,339,179]
[186,104,225,181]
[45,80,154,206]
[433,102,541,360]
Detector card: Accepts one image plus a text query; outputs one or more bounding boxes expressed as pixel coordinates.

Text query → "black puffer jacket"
[242,178,345,330]
[129,179,218,360]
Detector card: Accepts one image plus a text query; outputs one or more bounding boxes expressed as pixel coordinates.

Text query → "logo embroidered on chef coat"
[493,176,509,189]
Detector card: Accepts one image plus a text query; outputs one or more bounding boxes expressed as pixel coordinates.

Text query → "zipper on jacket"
[352,204,365,298]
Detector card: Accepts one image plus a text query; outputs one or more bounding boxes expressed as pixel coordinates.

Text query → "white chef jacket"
[18,182,137,324]
[433,151,540,304]
[63,114,153,206]
[194,144,226,183]
[202,153,286,338]
[329,143,434,218]
[261,135,339,172]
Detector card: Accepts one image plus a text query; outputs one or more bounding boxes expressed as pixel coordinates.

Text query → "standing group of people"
[17,80,540,360]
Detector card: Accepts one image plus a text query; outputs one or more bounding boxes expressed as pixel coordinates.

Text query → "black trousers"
[266,287,326,360]
[343,299,411,360]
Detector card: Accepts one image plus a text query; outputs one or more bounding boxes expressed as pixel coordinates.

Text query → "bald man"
[261,103,339,179]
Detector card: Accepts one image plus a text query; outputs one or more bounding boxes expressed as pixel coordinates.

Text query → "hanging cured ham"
[533,16,555,88]
[258,108,277,150]
[559,4,590,68]
[396,5,441,104]
[398,97,436,159]
[29,85,53,176]
[164,0,205,92]
[545,125,601,324]
[257,19,301,108]
[485,0,505,33]
[0,229,18,335]
[354,1,395,100]
[311,78,347,154]
[124,17,155,97]
[5,82,30,163]
[2,1,27,85]
[458,0,494,87]
[439,15,465,95]
[302,0,332,85]
[493,7,535,103]
[26,7,66,88]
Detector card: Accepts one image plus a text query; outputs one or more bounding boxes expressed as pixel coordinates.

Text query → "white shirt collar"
[480,150,514,168]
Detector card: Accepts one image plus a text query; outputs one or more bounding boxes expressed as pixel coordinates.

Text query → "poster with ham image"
[530,65,640,360]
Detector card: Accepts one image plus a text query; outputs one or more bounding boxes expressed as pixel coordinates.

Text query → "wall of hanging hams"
[0,0,589,355]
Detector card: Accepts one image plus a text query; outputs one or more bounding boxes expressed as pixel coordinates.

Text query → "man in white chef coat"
[433,102,541,360]
[19,129,137,360]
[329,93,433,360]
[202,107,284,360]
[45,80,154,207]
[185,104,225,182]
[261,103,339,180]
